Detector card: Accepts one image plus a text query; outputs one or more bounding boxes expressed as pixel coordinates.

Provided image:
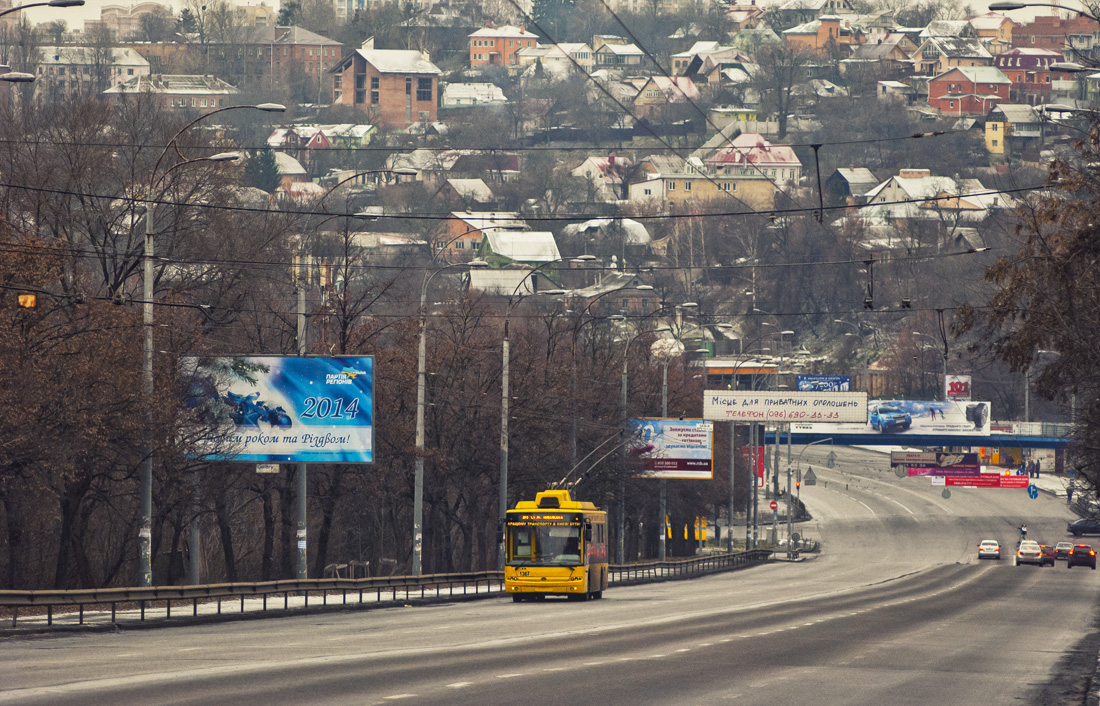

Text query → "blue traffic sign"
[1027,484,1039,499]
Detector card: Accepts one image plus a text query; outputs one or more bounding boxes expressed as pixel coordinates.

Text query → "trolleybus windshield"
[507,515,583,566]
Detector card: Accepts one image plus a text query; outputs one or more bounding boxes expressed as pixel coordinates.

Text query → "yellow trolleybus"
[502,489,609,601]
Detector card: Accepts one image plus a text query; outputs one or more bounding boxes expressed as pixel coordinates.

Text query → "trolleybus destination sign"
[702,391,867,423]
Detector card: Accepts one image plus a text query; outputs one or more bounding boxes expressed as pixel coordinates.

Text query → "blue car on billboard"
[870,404,912,432]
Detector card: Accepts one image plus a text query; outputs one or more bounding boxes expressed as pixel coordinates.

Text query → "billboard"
[182,356,374,463]
[797,375,851,392]
[890,451,980,476]
[945,375,972,401]
[791,399,990,436]
[931,474,1029,489]
[703,390,867,423]
[628,418,713,479]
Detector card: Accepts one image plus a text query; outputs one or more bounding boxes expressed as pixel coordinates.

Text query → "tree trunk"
[214,495,237,582]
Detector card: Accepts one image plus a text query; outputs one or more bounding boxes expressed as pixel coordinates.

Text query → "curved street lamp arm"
[0,0,84,20]
[152,103,286,183]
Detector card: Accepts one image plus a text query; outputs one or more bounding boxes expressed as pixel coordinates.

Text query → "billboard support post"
[728,422,735,552]
[296,273,308,582]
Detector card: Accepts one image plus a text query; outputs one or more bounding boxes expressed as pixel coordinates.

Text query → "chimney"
[608,152,615,165]
[361,36,374,50]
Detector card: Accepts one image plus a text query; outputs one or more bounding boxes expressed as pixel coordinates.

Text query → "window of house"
[370,76,379,104]
[949,100,955,108]
[417,77,431,102]
[992,139,999,147]
[406,77,412,95]
[643,188,652,195]
[668,181,676,190]
[992,123,998,131]
[684,181,692,191]
[456,240,464,249]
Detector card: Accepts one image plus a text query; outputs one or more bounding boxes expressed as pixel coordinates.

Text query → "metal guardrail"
[0,550,774,631]
[609,549,774,585]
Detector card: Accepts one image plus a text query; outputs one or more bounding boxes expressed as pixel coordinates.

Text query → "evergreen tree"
[244,150,281,194]
[530,0,575,41]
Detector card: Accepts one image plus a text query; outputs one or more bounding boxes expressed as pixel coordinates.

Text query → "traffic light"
[17,294,36,308]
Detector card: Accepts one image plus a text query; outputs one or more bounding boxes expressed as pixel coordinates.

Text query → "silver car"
[1015,540,1043,566]
[977,540,1001,560]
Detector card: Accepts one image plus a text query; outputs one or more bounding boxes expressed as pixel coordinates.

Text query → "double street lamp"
[139,102,285,587]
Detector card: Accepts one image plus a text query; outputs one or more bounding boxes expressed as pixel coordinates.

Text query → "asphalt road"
[1,446,1097,706]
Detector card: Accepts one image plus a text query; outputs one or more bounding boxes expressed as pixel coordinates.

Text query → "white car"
[977,540,1001,560]
[1016,540,1043,566]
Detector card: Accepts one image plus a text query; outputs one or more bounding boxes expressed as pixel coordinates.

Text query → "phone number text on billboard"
[703,391,868,423]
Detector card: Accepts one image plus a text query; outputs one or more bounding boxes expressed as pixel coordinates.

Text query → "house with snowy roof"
[703,133,802,186]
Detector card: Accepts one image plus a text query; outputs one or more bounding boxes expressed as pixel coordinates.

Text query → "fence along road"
[0,550,774,632]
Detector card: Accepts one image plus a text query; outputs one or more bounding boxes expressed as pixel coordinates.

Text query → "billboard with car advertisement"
[181,356,374,463]
[628,418,713,479]
[791,399,991,436]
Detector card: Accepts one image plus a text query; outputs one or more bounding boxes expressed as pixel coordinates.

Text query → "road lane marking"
[383,694,416,700]
[496,673,524,679]
[447,682,472,688]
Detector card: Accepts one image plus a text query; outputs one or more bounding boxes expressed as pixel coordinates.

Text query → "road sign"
[826,452,836,469]
[1028,484,1039,499]
[804,468,817,486]
[770,500,778,511]
[256,463,279,474]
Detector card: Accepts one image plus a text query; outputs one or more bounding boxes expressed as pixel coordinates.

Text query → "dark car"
[869,404,912,433]
[1038,544,1056,567]
[1068,518,1100,537]
[1068,544,1097,569]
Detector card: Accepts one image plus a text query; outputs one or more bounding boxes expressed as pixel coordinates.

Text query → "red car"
[1068,544,1097,569]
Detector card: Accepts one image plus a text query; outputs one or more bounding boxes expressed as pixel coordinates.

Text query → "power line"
[0,178,1046,225]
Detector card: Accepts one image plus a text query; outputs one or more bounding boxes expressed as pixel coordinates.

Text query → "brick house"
[330,39,441,129]
[468,24,536,67]
[928,65,1010,116]
[1013,14,1099,61]
[994,48,1071,101]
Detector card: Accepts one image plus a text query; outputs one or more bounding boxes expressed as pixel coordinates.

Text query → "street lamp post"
[413,258,487,576]
[139,102,285,588]
[497,259,570,570]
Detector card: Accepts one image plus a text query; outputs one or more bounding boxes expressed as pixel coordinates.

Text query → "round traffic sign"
[770,500,778,510]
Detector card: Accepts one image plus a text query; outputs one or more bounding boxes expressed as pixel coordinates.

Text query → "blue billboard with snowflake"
[182,356,374,463]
